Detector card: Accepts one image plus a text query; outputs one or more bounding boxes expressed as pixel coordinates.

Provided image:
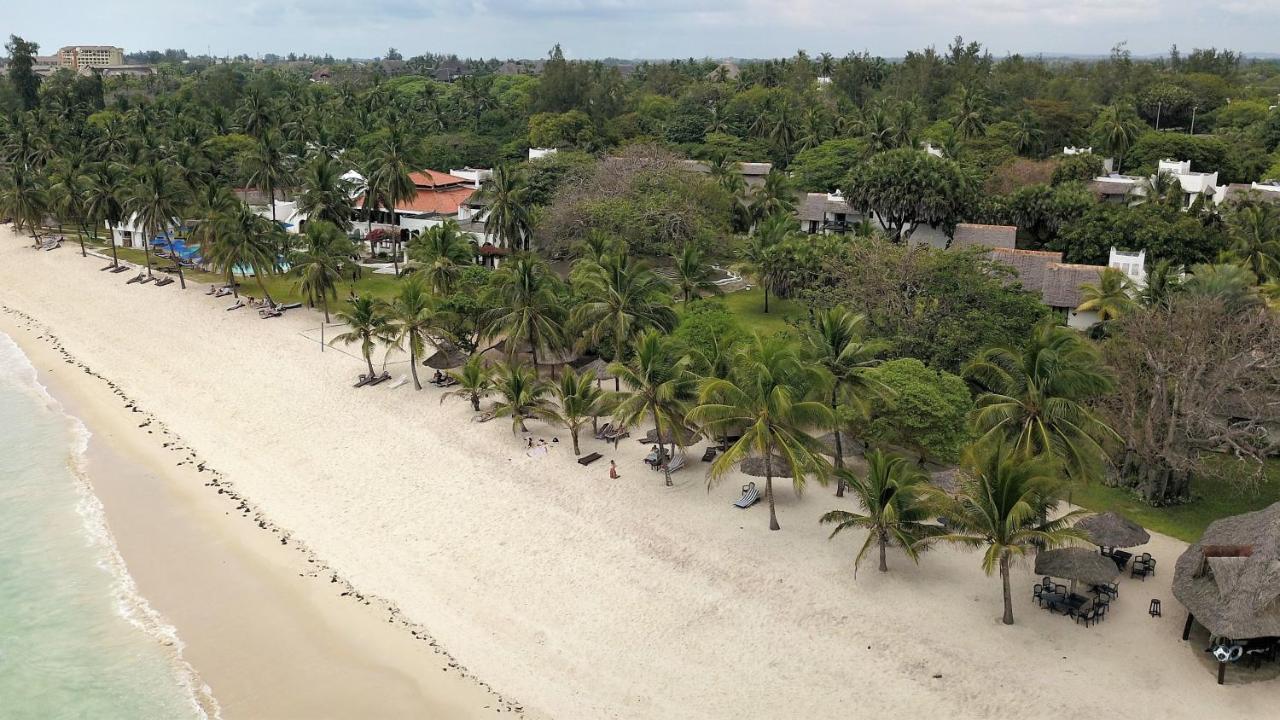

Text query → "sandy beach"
[1,228,1273,719]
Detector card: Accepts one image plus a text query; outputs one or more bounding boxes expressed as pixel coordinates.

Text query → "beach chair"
[388,376,409,389]
[100,263,115,272]
[366,371,391,386]
[734,482,760,509]
[205,285,217,294]
[701,446,718,462]
[594,422,614,440]
[353,374,373,388]
[111,265,130,273]
[577,452,603,466]
[470,411,495,423]
[154,277,174,287]
[665,451,687,473]
[226,300,244,311]
[280,302,302,311]
[126,273,145,284]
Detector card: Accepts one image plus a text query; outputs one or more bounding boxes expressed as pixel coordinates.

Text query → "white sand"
[1,229,1272,719]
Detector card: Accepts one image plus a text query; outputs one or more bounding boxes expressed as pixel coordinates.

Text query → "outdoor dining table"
[1048,593,1091,616]
[1105,549,1133,571]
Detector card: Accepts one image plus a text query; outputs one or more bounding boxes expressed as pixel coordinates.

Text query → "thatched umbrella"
[577,357,614,383]
[1035,548,1121,590]
[818,432,863,458]
[423,346,468,370]
[1076,511,1150,548]
[1173,502,1280,642]
[740,455,794,479]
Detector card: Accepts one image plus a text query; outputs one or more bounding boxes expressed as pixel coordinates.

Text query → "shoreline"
[0,309,529,718]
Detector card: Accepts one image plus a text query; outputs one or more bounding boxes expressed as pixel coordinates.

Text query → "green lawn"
[1066,459,1280,543]
[717,288,802,336]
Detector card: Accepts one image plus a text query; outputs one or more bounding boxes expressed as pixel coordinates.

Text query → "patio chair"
[734,482,760,509]
[154,277,174,287]
[1131,562,1152,581]
[1076,606,1099,627]
[594,423,614,440]
[1033,584,1046,606]
[665,451,687,473]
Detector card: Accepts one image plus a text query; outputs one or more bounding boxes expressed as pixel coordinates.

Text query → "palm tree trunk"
[165,232,186,289]
[571,428,580,455]
[142,229,154,277]
[879,533,888,572]
[322,295,330,323]
[255,273,274,305]
[363,347,376,378]
[765,450,780,530]
[1000,554,1015,625]
[832,391,845,496]
[763,284,770,313]
[409,342,422,390]
[107,221,119,267]
[470,392,480,412]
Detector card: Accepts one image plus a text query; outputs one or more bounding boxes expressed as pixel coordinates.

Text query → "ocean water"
[0,332,210,720]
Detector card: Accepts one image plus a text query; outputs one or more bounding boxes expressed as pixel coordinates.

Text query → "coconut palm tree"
[124,161,188,285]
[1093,104,1143,173]
[802,308,890,494]
[82,162,127,267]
[366,131,418,275]
[0,166,48,248]
[738,213,790,313]
[963,321,1117,482]
[329,294,391,380]
[950,84,990,140]
[1226,204,1280,281]
[1129,171,1183,208]
[297,153,355,231]
[749,170,796,223]
[1011,110,1043,156]
[607,330,699,474]
[934,441,1086,625]
[186,182,238,269]
[1182,262,1263,312]
[549,368,609,455]
[491,360,554,435]
[208,204,280,301]
[687,334,834,530]
[819,450,942,574]
[571,253,678,367]
[289,221,347,321]
[441,355,495,412]
[671,243,721,303]
[479,164,532,251]
[45,156,89,255]
[483,254,565,368]
[409,219,474,294]
[385,276,439,390]
[240,131,293,225]
[1138,259,1182,309]
[1076,267,1136,322]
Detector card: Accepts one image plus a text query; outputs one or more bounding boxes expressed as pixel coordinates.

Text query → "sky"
[5,1,1278,61]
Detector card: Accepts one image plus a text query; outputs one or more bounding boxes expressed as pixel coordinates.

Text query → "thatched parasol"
[576,357,615,381]
[1076,512,1150,548]
[1173,502,1280,639]
[740,455,794,479]
[818,432,863,458]
[423,346,468,370]
[1035,548,1121,587]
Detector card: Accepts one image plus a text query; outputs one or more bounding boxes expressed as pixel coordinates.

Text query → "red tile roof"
[358,170,476,216]
[410,170,469,188]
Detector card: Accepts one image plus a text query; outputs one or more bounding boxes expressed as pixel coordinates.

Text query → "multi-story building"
[57,45,125,70]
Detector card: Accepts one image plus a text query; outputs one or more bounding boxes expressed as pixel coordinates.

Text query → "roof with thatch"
[1043,263,1104,309]
[952,223,1017,250]
[1034,547,1122,586]
[800,193,855,222]
[423,346,468,369]
[1173,502,1280,639]
[740,455,794,478]
[987,248,1063,294]
[1076,512,1151,548]
[573,357,615,381]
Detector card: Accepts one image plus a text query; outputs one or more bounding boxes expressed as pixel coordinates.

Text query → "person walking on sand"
[609,460,619,479]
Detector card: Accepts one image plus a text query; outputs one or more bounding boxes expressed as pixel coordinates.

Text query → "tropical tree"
[409,219,474,294]
[1093,104,1143,173]
[385,276,439,390]
[483,254,564,368]
[687,335,834,530]
[819,450,941,574]
[82,162,127,267]
[0,166,48,248]
[571,253,678,365]
[366,131,418,275]
[738,213,790,313]
[479,164,532,251]
[1226,204,1280,281]
[934,442,1086,625]
[290,221,347,322]
[549,367,609,454]
[749,170,796,222]
[297,153,355,231]
[802,307,889,494]
[963,322,1117,482]
[45,156,89,255]
[1076,267,1136,322]
[607,330,699,475]
[329,294,391,380]
[208,204,280,301]
[441,355,495,412]
[1138,259,1182,309]
[672,243,721,303]
[491,360,554,435]
[240,131,293,226]
[124,161,188,285]
[950,84,991,140]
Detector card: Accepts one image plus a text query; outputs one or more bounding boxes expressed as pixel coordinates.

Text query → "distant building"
[58,45,124,70]
[681,159,773,188]
[1091,158,1228,208]
[529,147,558,160]
[950,223,1016,250]
[986,247,1107,330]
[433,59,467,82]
[707,61,740,81]
[90,65,155,78]
[1108,247,1147,287]
[797,191,949,247]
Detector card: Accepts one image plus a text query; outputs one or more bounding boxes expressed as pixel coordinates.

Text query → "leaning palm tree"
[671,243,722,303]
[297,153,356,231]
[819,450,942,574]
[409,219,474,294]
[289,221,346,322]
[483,254,565,368]
[571,253,678,367]
[207,204,280,301]
[687,334,835,531]
[549,368,609,455]
[934,441,1086,625]
[1,166,48,248]
[82,162,127,267]
[1076,267,1136,322]
[607,330,699,473]
[124,161,188,285]
[491,360,554,435]
[45,156,89,255]
[802,307,889,494]
[441,355,495,412]
[963,321,1117,482]
[385,276,438,390]
[478,164,532,251]
[329,294,391,380]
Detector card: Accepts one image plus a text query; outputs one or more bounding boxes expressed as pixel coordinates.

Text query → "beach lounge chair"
[153,277,174,287]
[226,300,244,311]
[388,376,409,389]
[279,302,302,311]
[577,452,603,466]
[734,482,760,509]
[111,265,130,273]
[366,371,392,386]
[470,411,495,423]
[665,451,687,473]
[214,287,231,297]
[594,422,614,440]
[100,264,115,272]
[353,374,373,388]
[126,273,145,284]
[701,446,718,462]
[205,285,217,294]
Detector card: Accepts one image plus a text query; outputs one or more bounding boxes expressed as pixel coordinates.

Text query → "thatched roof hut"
[423,346,468,369]
[1076,512,1151,549]
[1034,548,1121,586]
[574,357,614,382]
[1173,502,1280,640]
[740,455,793,478]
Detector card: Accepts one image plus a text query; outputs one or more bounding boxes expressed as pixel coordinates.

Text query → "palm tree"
[607,330,699,476]
[950,84,990,140]
[46,156,89,255]
[802,308,889,494]
[687,335,834,530]
[479,164,532,251]
[738,213,790,313]
[186,182,238,269]
[549,368,609,454]
[934,442,1086,625]
[671,243,721,303]
[1094,104,1143,173]
[82,163,126,267]
[963,322,1117,482]
[1183,262,1263,312]
[1011,110,1044,156]
[1129,171,1183,208]
[290,222,346,322]
[409,219,474,294]
[124,161,188,285]
[241,131,293,226]
[491,360,554,435]
[1139,259,1182,309]
[329,294,391,380]
[571,253,678,367]
[238,89,275,139]
[819,450,941,574]
[0,167,48,248]
[297,153,355,231]
[749,170,796,222]
[1076,267,1136,322]
[385,277,439,390]
[484,254,564,368]
[366,131,418,275]
[1226,204,1280,281]
[208,204,280,302]
[441,355,495,412]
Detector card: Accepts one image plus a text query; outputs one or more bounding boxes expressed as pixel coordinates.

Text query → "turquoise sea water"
[0,332,209,719]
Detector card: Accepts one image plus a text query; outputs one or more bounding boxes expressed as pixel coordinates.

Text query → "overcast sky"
[6,1,1277,60]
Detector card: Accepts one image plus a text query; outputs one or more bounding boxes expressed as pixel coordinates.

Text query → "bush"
[864,358,973,464]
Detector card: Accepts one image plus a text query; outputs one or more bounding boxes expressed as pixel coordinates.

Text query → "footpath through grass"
[717,287,802,336]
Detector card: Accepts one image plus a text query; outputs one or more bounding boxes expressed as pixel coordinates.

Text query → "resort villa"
[798,191,951,248]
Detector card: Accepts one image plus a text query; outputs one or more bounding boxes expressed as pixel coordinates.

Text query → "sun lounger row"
[353,371,391,388]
